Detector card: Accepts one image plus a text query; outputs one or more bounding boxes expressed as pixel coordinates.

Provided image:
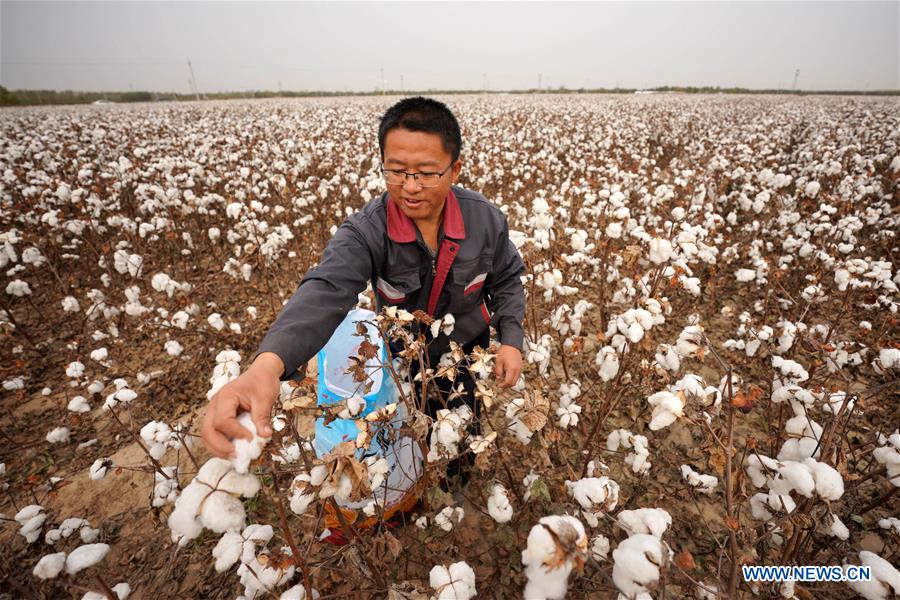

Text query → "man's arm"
[486,218,526,351]
[252,220,376,381]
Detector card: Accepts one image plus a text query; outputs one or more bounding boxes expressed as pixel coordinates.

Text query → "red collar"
[386,189,466,243]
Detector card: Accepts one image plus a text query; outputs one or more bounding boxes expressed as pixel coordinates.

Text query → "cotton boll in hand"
[429,561,477,600]
[231,412,271,474]
[522,515,588,600]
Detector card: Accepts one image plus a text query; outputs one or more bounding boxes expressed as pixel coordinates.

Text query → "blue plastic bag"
[313,308,398,459]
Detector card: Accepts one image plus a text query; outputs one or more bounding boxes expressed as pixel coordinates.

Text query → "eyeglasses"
[380,163,453,188]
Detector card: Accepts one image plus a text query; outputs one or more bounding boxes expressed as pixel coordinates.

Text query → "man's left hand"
[494,344,523,388]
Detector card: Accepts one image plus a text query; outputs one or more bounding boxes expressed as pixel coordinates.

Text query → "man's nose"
[402,174,421,193]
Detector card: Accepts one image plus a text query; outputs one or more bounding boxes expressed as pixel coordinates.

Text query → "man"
[202,97,526,463]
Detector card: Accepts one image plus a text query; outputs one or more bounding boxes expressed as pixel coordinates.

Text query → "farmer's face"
[383,128,461,225]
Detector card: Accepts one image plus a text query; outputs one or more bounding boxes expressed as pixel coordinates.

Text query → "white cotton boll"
[67,395,91,413]
[81,582,131,600]
[289,474,317,516]
[802,458,844,500]
[648,238,673,264]
[167,483,207,546]
[567,477,619,513]
[89,459,113,480]
[66,361,85,379]
[846,551,900,600]
[826,514,850,540]
[876,348,900,371]
[522,515,588,600]
[33,551,67,579]
[596,346,620,381]
[429,561,477,600]
[680,465,718,494]
[487,484,513,523]
[626,321,644,343]
[212,531,244,572]
[590,534,610,560]
[416,516,429,529]
[878,517,900,535]
[338,395,366,420]
[556,396,582,428]
[237,548,296,600]
[90,347,108,363]
[61,296,80,312]
[647,390,685,431]
[772,461,815,497]
[65,543,110,575]
[617,508,672,538]
[365,456,389,489]
[434,506,464,532]
[735,268,756,283]
[230,412,269,474]
[280,584,320,600]
[46,426,71,444]
[208,313,225,331]
[612,533,667,598]
[164,340,184,357]
[170,310,189,329]
[5,279,31,296]
[606,221,623,238]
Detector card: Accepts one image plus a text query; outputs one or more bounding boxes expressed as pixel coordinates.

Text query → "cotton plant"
[167,457,261,546]
[607,429,651,475]
[429,561,477,600]
[153,466,179,507]
[646,390,686,431]
[231,412,271,474]
[521,515,588,600]
[565,476,619,527]
[80,582,131,600]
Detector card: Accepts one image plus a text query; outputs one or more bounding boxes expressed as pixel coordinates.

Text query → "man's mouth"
[402,198,424,209]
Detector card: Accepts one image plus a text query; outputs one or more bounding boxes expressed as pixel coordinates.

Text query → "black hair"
[378,96,462,163]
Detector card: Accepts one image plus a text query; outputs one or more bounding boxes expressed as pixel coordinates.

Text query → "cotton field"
[0,94,898,599]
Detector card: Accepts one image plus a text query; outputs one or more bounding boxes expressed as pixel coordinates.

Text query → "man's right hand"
[201,352,284,459]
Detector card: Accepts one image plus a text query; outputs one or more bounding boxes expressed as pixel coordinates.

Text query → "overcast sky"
[2,1,897,93]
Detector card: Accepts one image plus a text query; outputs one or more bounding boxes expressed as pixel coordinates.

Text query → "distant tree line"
[1,84,896,107]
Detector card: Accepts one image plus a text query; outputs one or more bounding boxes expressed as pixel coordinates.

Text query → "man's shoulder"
[348,193,388,229]
[453,185,506,224]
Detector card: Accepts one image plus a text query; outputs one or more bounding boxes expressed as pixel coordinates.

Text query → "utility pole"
[792,69,800,92]
[482,73,487,93]
[538,73,542,92]
[400,75,404,93]
[187,60,201,101]
[380,68,385,94]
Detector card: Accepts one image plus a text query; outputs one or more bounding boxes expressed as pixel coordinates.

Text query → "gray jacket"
[253,185,526,382]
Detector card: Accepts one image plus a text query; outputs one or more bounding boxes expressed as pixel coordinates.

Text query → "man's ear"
[451,158,462,183]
